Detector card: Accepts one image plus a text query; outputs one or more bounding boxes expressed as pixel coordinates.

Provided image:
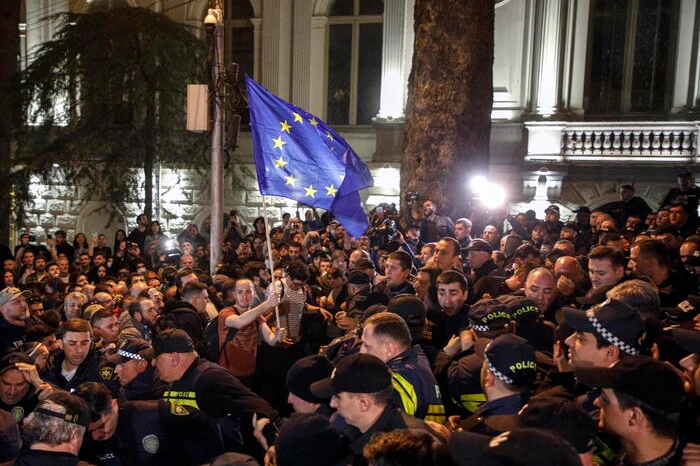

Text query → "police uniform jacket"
[162,357,280,451]
[79,400,222,466]
[386,345,445,423]
[0,390,39,424]
[41,350,105,392]
[456,392,528,436]
[162,357,278,420]
[446,349,487,414]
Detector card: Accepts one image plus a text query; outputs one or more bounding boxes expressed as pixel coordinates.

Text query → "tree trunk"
[402,0,494,222]
[0,0,20,244]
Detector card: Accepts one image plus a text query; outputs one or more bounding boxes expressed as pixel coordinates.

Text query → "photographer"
[406,194,454,244]
[281,216,305,244]
[367,204,401,251]
[224,210,248,244]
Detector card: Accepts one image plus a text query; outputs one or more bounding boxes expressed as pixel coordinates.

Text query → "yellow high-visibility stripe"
[163,390,199,409]
[458,393,486,412]
[425,403,446,423]
[392,373,418,415]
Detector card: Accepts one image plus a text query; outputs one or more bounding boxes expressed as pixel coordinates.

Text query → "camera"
[204,11,217,35]
[406,191,420,202]
[367,218,399,249]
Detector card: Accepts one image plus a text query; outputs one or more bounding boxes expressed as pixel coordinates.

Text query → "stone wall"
[14,128,381,246]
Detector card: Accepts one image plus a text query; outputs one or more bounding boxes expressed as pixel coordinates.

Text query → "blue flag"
[246,76,373,237]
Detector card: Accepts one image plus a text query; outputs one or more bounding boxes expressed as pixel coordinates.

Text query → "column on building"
[531,0,566,117]
[375,0,414,122]
[250,17,262,80]
[562,0,590,117]
[292,0,313,110]
[308,15,328,117]
[671,0,700,115]
[261,0,292,98]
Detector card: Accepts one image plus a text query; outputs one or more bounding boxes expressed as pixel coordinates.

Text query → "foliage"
[13,7,210,221]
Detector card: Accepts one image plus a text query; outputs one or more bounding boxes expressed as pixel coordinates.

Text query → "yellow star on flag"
[272,136,286,149]
[325,184,337,197]
[304,185,318,198]
[275,157,287,168]
[325,131,333,141]
[285,175,297,186]
[280,120,292,133]
[293,112,303,123]
[309,117,318,127]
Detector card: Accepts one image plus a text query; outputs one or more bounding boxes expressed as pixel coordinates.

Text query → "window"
[224,0,254,90]
[327,0,383,125]
[585,0,676,117]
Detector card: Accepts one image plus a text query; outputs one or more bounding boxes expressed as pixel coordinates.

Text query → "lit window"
[327,0,383,125]
[585,0,676,116]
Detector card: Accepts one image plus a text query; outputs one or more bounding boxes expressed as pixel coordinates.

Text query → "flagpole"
[261,195,280,329]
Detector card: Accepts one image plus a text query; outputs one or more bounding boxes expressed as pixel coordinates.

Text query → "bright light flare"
[470,175,506,208]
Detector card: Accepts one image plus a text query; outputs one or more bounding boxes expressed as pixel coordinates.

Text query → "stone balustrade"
[525,121,699,163]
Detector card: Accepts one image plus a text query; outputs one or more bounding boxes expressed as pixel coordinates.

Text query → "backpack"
[202,309,238,363]
[154,305,208,355]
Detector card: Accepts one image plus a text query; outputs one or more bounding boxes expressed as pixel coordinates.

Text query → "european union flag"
[246,76,373,237]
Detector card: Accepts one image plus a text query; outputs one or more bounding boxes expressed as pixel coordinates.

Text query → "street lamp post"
[205,2,224,275]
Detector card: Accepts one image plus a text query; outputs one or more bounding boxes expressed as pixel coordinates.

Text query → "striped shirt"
[266,278,305,340]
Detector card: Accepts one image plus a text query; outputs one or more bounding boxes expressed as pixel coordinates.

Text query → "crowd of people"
[2,172,700,465]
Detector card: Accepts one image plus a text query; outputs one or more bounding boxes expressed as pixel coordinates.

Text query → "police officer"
[74,381,222,466]
[454,333,537,435]
[360,312,445,423]
[151,329,281,453]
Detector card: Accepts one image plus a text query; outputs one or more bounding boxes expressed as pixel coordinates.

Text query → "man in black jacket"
[74,381,222,466]
[41,318,108,392]
[310,353,434,466]
[156,282,209,355]
[151,329,280,453]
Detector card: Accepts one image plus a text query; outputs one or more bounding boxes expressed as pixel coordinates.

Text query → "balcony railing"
[525,121,699,163]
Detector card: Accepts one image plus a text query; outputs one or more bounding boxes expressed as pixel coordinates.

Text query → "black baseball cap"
[574,355,684,414]
[275,413,347,466]
[478,334,537,387]
[662,295,700,323]
[545,205,560,214]
[109,338,154,364]
[574,206,591,213]
[498,296,540,325]
[562,298,644,356]
[33,391,90,428]
[309,353,391,399]
[450,428,582,466]
[286,355,335,403]
[673,328,700,354]
[0,352,34,376]
[468,298,512,333]
[152,329,195,356]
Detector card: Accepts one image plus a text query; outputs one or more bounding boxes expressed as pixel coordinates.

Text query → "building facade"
[16,0,700,242]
